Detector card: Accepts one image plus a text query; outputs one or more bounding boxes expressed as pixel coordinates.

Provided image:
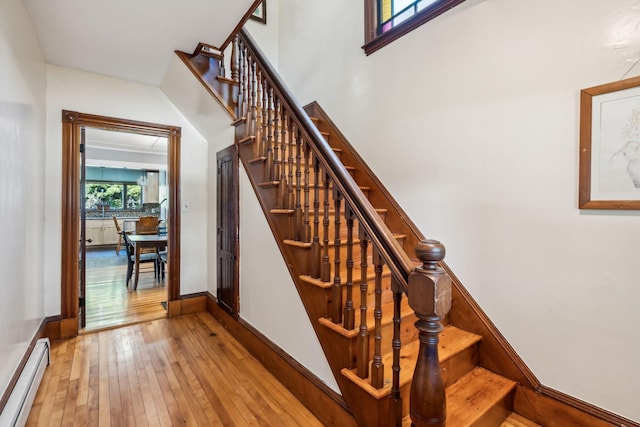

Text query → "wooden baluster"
[408,240,451,427]
[356,228,369,379]
[321,171,331,282]
[286,117,294,210]
[331,187,343,324]
[230,36,239,82]
[310,157,321,278]
[261,75,269,161]
[277,112,289,209]
[246,59,257,140]
[343,206,355,330]
[302,142,311,243]
[240,43,248,118]
[293,128,302,240]
[370,247,384,388]
[219,54,225,78]
[254,68,263,157]
[266,86,275,182]
[273,98,281,186]
[391,277,403,423]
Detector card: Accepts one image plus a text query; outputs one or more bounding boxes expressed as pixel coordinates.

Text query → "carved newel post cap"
[415,239,445,271]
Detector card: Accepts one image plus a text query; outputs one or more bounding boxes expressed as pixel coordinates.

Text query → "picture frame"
[250,1,267,24]
[579,75,640,209]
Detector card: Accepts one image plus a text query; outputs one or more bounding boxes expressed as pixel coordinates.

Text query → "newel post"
[408,240,452,427]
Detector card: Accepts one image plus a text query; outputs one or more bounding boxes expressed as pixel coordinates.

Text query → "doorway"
[216,145,239,318]
[82,127,169,330]
[61,110,181,336]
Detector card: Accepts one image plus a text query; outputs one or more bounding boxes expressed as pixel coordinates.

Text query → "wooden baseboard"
[205,292,356,427]
[513,385,640,427]
[167,292,208,317]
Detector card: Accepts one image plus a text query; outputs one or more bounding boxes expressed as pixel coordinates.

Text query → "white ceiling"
[23,0,256,85]
[85,128,168,170]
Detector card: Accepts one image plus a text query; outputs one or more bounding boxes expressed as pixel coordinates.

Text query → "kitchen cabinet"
[84,218,121,246]
[143,171,159,203]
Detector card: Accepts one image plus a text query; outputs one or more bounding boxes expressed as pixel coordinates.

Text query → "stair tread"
[341,326,482,398]
[402,409,536,427]
[300,265,392,289]
[319,298,414,338]
[500,413,542,427]
[446,367,517,426]
[285,233,405,251]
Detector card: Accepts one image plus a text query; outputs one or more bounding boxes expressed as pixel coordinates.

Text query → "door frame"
[60,110,181,335]
[216,145,239,318]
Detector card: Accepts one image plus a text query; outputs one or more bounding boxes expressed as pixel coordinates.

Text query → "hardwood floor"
[84,250,167,332]
[27,312,322,426]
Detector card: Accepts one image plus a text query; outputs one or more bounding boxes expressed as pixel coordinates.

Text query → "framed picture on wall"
[250,1,266,24]
[579,75,640,209]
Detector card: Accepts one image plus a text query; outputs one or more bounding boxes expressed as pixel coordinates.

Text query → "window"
[85,182,142,210]
[363,0,467,55]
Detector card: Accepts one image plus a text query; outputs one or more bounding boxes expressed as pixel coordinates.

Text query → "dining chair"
[136,216,159,235]
[122,232,159,287]
[112,215,128,255]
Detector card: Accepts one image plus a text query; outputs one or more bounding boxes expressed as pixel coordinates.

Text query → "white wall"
[238,167,339,392]
[0,0,47,400]
[43,66,210,315]
[245,0,280,66]
[262,0,640,421]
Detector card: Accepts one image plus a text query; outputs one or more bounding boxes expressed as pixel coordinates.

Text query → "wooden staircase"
[177,29,636,427]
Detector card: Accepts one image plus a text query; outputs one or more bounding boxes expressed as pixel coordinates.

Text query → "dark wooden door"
[217,145,239,317]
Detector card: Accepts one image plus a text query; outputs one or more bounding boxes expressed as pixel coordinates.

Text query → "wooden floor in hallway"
[84,248,167,332]
[27,312,322,426]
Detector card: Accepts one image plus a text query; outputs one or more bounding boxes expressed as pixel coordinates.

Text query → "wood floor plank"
[28,313,321,426]
[83,259,167,332]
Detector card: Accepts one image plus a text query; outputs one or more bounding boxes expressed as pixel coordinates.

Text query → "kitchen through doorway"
[81,127,169,332]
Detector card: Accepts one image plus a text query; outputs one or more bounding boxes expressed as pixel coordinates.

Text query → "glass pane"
[393,7,414,27]
[417,0,440,12]
[394,0,415,15]
[126,185,142,209]
[84,182,123,209]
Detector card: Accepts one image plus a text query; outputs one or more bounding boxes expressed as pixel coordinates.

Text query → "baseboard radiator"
[0,338,50,427]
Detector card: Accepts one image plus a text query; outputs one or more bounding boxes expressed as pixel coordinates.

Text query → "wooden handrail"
[238,29,415,290]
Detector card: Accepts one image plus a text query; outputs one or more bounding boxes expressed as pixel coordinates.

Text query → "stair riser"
[394,345,482,420]
[344,312,419,370]
[328,278,395,314]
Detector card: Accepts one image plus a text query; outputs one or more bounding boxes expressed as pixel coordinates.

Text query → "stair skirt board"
[0,338,50,427]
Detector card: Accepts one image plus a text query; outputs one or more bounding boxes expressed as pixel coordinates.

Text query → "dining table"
[127,233,167,290]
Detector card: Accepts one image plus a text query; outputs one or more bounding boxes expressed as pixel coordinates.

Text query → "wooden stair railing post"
[391,277,404,425]
[356,226,370,379]
[302,145,311,242]
[408,240,452,427]
[266,86,275,181]
[371,247,385,388]
[321,171,331,282]
[277,112,289,209]
[310,157,321,278]
[331,187,343,324]
[343,206,355,330]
